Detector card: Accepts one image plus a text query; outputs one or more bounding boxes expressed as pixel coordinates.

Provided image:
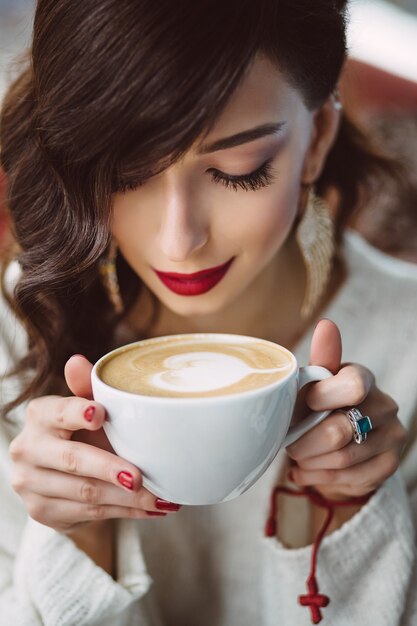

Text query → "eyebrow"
[197,122,286,154]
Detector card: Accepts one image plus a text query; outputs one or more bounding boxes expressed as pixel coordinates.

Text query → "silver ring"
[342,408,373,445]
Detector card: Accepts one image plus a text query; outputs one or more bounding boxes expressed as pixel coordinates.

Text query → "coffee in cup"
[97,335,294,398]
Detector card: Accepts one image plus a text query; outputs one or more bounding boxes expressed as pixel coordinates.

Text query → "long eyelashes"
[115,158,275,194]
[209,158,275,192]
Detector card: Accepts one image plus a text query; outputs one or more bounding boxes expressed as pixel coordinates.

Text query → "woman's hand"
[9,355,180,534]
[286,320,408,500]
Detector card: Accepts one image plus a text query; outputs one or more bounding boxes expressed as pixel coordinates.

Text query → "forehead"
[201,55,302,143]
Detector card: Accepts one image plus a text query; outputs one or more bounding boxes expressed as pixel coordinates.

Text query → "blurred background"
[0,0,34,101]
[0,0,416,258]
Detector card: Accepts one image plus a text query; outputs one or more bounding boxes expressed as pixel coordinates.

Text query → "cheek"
[214,138,307,254]
[219,178,300,255]
[111,196,130,241]
[111,195,155,258]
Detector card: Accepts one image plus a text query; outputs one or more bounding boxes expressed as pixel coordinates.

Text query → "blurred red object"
[344,0,417,121]
[341,58,417,122]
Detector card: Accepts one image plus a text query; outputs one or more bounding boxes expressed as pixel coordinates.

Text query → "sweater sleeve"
[0,263,153,626]
[8,517,153,626]
[0,501,153,626]
[260,470,416,626]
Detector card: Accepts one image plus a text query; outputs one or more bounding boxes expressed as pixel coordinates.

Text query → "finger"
[290,449,400,493]
[26,495,167,530]
[294,423,397,470]
[287,406,386,460]
[15,467,171,512]
[64,355,94,400]
[23,436,143,492]
[309,319,342,374]
[25,395,106,436]
[287,389,401,461]
[305,364,375,411]
[287,410,356,459]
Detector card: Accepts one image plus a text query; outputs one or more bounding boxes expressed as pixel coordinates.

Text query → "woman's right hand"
[9,354,180,534]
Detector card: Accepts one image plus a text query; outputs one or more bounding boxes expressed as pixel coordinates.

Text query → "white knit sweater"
[0,231,416,626]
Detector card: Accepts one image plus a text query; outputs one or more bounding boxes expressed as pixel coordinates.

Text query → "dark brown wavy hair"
[0,0,399,419]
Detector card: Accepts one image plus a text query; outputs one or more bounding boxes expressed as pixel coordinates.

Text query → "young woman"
[0,1,416,624]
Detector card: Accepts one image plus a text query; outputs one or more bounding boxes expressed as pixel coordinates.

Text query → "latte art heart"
[99,336,294,398]
[151,352,291,393]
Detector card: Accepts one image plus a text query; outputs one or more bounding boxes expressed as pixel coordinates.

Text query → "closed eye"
[115,158,275,194]
[208,158,275,192]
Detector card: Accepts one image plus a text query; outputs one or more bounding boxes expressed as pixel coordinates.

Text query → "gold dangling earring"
[296,188,335,320]
[99,239,124,314]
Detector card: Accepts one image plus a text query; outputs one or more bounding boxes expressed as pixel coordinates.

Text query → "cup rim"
[92,332,298,404]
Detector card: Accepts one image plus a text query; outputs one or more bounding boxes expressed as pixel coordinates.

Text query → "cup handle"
[282,365,333,448]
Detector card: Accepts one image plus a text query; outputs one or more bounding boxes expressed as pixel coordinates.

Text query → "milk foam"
[150,351,291,393]
[99,337,294,397]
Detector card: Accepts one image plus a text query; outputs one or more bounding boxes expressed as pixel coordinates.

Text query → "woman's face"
[111,55,338,318]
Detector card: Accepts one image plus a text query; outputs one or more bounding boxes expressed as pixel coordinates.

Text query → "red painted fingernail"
[146,511,168,517]
[83,405,95,422]
[117,471,134,490]
[155,499,181,511]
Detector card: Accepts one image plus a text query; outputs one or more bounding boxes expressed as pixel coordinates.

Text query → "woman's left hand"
[286,319,408,500]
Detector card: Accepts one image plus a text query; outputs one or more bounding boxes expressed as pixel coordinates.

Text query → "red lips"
[154,258,234,296]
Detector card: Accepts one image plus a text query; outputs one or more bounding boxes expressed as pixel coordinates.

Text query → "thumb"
[309,319,342,375]
[64,354,94,399]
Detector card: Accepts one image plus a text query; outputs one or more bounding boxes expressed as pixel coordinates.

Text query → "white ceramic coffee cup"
[91,333,332,505]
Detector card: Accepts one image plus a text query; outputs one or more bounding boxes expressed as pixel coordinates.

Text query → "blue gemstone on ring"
[357,416,372,435]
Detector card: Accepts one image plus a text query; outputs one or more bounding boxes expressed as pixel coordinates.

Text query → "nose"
[157,175,208,262]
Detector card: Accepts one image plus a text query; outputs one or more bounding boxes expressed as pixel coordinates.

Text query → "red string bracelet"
[264,484,375,624]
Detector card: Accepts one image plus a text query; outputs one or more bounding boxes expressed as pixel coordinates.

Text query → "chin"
[159,290,233,319]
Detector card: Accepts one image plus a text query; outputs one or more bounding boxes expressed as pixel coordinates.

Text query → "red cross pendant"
[298,577,330,624]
